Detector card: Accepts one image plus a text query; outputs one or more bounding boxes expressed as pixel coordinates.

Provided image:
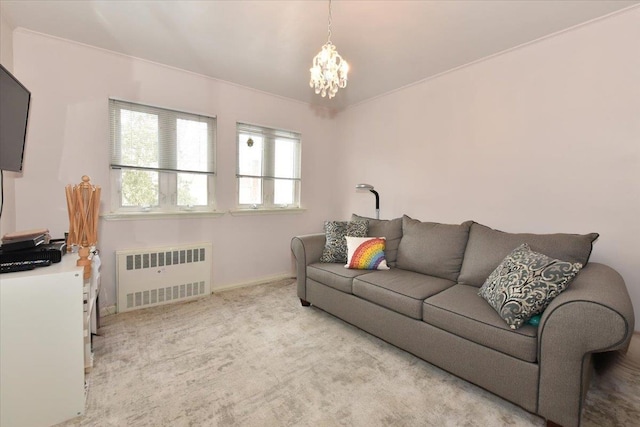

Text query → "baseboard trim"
[211,273,294,294]
[100,305,117,317]
[99,273,294,317]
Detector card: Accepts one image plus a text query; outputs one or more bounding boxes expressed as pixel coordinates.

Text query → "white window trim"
[228,207,306,216]
[109,99,217,214]
[236,122,301,211]
[102,210,226,221]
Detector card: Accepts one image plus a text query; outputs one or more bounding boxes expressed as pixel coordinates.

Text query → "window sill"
[228,207,306,216]
[102,211,226,221]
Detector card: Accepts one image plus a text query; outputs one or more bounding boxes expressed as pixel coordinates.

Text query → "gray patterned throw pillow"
[478,243,582,329]
[320,220,368,263]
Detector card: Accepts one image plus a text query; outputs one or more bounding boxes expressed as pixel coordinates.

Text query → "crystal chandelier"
[309,0,349,99]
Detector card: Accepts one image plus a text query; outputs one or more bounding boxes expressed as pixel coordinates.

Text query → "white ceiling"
[1,0,638,111]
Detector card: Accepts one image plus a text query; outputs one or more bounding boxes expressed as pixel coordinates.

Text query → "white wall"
[338,8,640,330]
[9,9,639,330]
[0,11,17,237]
[11,30,343,309]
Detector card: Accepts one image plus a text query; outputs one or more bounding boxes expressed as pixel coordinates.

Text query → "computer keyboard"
[0,259,51,274]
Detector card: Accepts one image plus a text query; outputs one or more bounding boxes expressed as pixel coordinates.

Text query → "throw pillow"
[351,214,402,266]
[528,314,541,327]
[478,243,582,329]
[344,236,390,270]
[320,220,368,263]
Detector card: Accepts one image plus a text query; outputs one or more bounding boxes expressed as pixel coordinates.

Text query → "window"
[109,99,216,213]
[236,123,301,209]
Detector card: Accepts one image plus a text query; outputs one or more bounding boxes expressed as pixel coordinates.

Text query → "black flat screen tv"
[0,64,31,172]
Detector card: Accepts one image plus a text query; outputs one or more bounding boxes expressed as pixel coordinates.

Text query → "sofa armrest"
[537,262,635,427]
[291,233,326,301]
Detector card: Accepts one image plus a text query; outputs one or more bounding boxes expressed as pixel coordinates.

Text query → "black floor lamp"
[356,183,379,219]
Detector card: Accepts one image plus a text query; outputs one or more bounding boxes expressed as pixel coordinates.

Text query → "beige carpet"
[57,279,640,427]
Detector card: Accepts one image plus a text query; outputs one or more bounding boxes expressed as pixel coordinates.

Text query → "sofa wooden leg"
[300,299,311,307]
[546,420,563,427]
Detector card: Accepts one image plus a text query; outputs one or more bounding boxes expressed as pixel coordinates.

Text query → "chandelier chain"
[327,0,332,43]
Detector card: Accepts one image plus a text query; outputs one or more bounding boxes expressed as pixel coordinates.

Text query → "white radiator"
[116,243,212,313]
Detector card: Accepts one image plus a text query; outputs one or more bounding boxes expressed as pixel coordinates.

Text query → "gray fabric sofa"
[291,215,635,427]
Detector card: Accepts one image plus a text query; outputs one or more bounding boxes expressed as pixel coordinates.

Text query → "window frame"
[109,99,217,214]
[236,122,301,210]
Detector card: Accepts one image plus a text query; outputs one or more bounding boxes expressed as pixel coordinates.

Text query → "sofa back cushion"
[396,215,473,281]
[351,214,402,266]
[458,222,599,287]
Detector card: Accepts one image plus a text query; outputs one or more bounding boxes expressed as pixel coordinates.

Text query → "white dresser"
[0,255,86,427]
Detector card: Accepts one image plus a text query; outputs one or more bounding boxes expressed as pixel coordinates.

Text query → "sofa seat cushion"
[352,269,454,319]
[307,263,370,294]
[423,284,538,362]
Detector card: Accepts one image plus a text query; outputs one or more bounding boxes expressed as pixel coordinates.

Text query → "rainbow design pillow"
[345,237,390,270]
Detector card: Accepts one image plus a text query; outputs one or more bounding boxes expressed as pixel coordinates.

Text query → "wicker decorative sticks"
[65,176,101,279]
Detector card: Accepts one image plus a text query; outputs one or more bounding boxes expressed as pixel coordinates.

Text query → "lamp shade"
[356,183,374,190]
